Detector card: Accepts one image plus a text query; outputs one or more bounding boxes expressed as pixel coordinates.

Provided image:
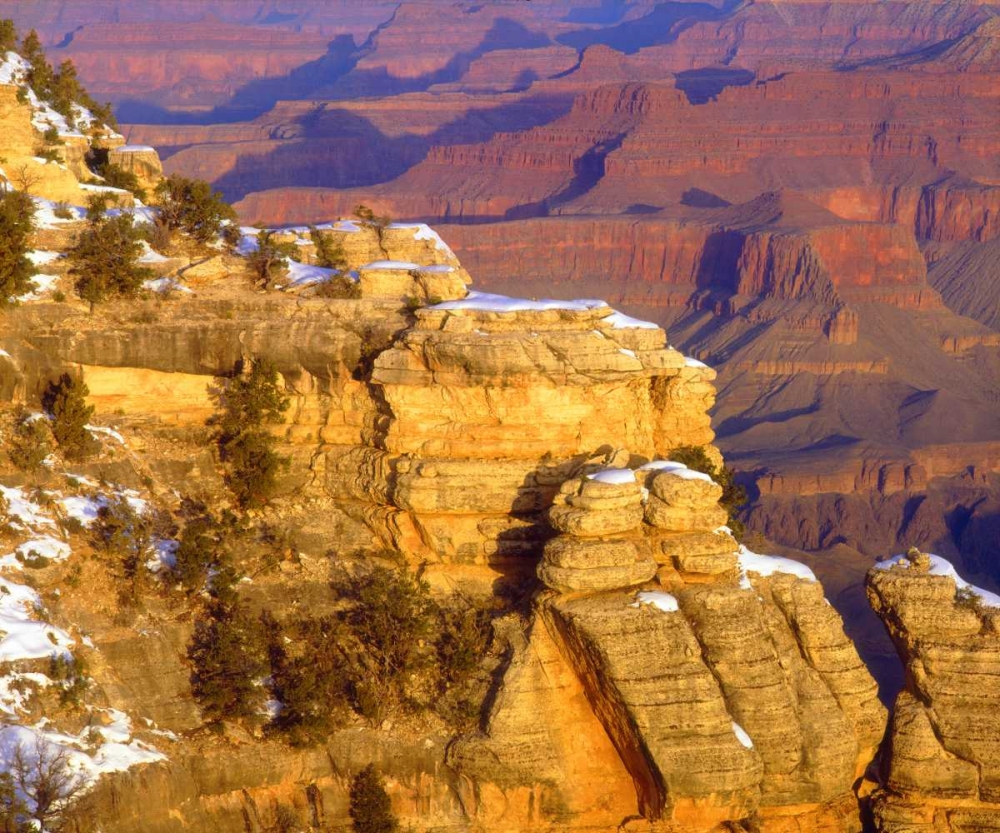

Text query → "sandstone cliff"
[867,550,1000,831]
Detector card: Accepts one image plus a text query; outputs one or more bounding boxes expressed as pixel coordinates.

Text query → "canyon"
[0,4,998,830]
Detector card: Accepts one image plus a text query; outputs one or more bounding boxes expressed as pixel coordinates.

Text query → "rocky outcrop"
[867,550,1000,830]
[454,464,884,830]
[108,144,164,192]
[353,297,718,573]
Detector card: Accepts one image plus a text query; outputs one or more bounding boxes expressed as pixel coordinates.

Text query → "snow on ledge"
[639,460,715,484]
[362,260,420,271]
[387,222,455,255]
[874,553,1000,608]
[631,590,679,613]
[602,310,659,330]
[586,468,637,485]
[738,546,817,588]
[431,291,608,314]
[116,145,156,153]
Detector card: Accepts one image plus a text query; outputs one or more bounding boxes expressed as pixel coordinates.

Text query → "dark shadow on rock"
[624,203,662,215]
[563,0,631,26]
[116,34,362,125]
[556,0,741,54]
[674,67,754,104]
[207,92,574,202]
[681,188,730,208]
[505,131,628,220]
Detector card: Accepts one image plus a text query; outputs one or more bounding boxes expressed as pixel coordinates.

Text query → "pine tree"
[6,409,52,472]
[209,359,289,508]
[0,189,35,305]
[20,30,54,98]
[0,20,17,53]
[50,59,83,124]
[42,373,95,461]
[154,174,236,243]
[309,226,347,270]
[92,495,152,606]
[67,208,154,306]
[188,600,268,724]
[349,765,398,833]
[247,230,298,288]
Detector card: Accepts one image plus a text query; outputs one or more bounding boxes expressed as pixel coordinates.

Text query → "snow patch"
[738,546,816,588]
[362,260,420,271]
[586,468,637,485]
[602,310,659,330]
[639,460,714,484]
[632,591,679,613]
[431,291,607,314]
[874,553,1000,608]
[732,722,754,749]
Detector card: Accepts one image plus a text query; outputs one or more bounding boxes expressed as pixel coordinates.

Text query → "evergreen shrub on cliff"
[154,175,236,244]
[265,564,494,738]
[309,226,347,270]
[68,199,153,306]
[188,598,268,726]
[247,230,298,289]
[209,359,290,509]
[0,20,16,53]
[669,445,748,540]
[91,495,152,608]
[349,765,398,833]
[42,373,95,461]
[6,408,53,472]
[0,189,36,305]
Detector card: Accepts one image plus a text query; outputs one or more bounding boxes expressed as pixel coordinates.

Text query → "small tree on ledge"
[349,765,398,833]
[42,373,96,461]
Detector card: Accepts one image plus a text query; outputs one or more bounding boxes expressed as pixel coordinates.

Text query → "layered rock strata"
[867,550,1000,830]
[454,464,885,830]
[353,297,718,573]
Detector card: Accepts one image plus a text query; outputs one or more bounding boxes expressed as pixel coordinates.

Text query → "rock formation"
[867,550,1000,830]
[454,463,884,830]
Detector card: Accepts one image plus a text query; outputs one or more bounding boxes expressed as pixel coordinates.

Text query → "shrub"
[67,208,153,306]
[247,231,298,289]
[669,445,748,540]
[956,585,985,614]
[52,202,72,220]
[35,147,63,164]
[20,30,54,99]
[91,494,151,607]
[173,510,229,594]
[309,226,347,270]
[335,565,437,723]
[267,614,351,743]
[353,205,391,230]
[48,654,88,708]
[315,274,361,299]
[0,189,36,305]
[154,174,236,243]
[100,164,145,201]
[349,765,398,833]
[209,359,289,509]
[6,410,52,472]
[42,126,62,145]
[42,374,95,461]
[188,599,268,725]
[435,600,493,725]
